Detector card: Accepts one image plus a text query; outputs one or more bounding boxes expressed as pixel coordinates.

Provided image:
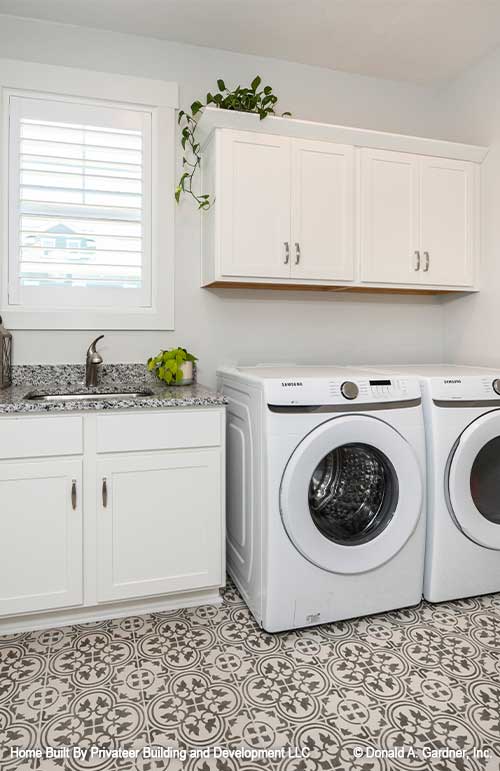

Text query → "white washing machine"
[367,364,500,603]
[217,365,426,632]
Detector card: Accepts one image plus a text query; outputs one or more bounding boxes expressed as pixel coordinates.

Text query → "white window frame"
[0,58,178,330]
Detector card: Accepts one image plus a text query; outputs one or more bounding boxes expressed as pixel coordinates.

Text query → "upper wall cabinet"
[360,150,420,285]
[419,157,476,287]
[360,149,476,288]
[199,109,486,294]
[217,131,292,280]
[291,139,354,281]
[203,130,354,284]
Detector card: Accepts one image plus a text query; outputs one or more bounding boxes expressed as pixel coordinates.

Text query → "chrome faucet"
[85,335,104,387]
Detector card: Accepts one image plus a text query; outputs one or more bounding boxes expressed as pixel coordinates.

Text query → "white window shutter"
[8,95,152,309]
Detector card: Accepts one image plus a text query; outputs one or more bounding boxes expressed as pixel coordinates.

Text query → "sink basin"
[24,388,155,402]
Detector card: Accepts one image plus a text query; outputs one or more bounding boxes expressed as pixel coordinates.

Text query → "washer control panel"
[430,375,500,401]
[264,376,419,406]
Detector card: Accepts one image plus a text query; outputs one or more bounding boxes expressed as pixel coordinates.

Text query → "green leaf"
[282,111,292,117]
[190,100,203,115]
[251,76,261,91]
[217,78,226,91]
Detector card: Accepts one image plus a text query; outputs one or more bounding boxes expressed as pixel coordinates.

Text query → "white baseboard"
[0,587,222,636]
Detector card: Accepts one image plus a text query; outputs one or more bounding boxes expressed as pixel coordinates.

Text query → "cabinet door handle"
[423,251,430,272]
[71,479,77,510]
[283,242,290,264]
[295,242,301,265]
[414,251,421,271]
[102,477,108,508]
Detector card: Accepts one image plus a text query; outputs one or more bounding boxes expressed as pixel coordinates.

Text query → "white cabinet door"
[420,157,475,286]
[96,450,223,602]
[0,459,83,616]
[220,130,291,278]
[360,148,420,284]
[291,139,354,280]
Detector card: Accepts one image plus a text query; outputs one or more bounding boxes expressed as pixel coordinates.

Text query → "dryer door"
[279,414,423,574]
[448,410,500,549]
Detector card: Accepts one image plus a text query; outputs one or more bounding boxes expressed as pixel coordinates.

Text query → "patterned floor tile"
[1,581,500,771]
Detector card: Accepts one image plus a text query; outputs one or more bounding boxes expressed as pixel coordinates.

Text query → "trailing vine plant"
[175,76,291,209]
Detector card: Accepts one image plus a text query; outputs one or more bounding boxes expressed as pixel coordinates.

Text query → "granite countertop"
[0,364,227,415]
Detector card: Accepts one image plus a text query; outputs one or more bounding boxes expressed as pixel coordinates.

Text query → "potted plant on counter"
[147,347,197,386]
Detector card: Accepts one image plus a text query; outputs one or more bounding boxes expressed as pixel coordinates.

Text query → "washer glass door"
[309,443,398,545]
[280,414,423,574]
[448,410,500,549]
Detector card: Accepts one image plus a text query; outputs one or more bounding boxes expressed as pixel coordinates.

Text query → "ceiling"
[1,0,500,86]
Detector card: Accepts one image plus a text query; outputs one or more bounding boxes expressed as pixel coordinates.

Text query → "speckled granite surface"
[0,364,226,414]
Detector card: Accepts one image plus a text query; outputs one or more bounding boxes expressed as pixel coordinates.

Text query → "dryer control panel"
[264,376,420,406]
[430,375,500,401]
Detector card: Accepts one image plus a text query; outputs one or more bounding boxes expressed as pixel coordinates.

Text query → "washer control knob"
[341,381,359,400]
[493,379,500,395]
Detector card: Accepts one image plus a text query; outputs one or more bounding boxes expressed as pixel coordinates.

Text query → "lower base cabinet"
[0,409,225,630]
[96,449,222,602]
[0,459,83,616]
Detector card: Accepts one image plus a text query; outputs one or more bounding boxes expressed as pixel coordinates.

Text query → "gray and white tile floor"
[1,580,500,771]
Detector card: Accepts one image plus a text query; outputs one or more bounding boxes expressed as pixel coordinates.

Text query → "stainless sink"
[24,388,154,402]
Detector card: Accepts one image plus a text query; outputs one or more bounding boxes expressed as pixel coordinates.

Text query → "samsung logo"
[281,381,303,387]
[444,379,461,384]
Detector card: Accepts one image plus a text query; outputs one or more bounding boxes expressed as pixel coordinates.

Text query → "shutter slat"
[20,201,142,221]
[21,151,142,170]
[20,215,141,236]
[21,135,143,152]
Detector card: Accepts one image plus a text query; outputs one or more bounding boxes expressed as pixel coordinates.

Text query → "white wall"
[0,14,448,384]
[438,45,500,368]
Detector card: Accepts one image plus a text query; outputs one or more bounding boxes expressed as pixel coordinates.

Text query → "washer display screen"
[308,443,399,545]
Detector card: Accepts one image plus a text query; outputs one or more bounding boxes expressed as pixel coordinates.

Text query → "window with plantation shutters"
[7,94,157,314]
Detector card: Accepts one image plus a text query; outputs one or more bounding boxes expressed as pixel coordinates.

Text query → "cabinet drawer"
[96,409,222,453]
[0,416,83,459]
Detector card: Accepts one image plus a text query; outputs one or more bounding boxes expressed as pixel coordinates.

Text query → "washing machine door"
[448,410,500,550]
[279,414,423,574]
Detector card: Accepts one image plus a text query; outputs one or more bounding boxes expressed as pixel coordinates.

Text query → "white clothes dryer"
[367,364,500,603]
[217,365,426,632]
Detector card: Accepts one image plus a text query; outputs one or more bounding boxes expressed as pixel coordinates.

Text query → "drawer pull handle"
[102,477,108,508]
[423,251,430,272]
[295,242,301,265]
[414,250,421,271]
[71,480,77,510]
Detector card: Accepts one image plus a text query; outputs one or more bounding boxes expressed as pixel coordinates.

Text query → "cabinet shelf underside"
[205,281,458,295]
